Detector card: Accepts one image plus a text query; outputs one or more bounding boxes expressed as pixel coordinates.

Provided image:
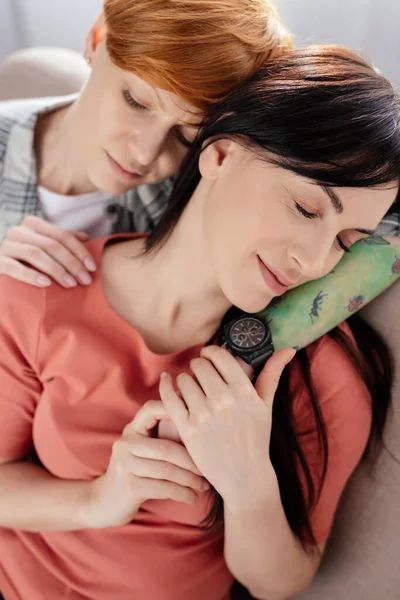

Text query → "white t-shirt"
[38,186,113,238]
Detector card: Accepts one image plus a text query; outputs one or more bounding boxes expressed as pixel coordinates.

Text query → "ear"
[198,139,235,181]
[84,13,106,64]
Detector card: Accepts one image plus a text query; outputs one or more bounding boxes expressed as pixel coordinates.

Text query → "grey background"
[0,0,399,87]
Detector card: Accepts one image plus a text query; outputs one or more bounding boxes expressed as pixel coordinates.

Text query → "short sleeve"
[0,275,44,459]
[291,325,372,545]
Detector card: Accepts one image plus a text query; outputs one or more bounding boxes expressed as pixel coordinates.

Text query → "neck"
[34,98,96,195]
[104,184,232,354]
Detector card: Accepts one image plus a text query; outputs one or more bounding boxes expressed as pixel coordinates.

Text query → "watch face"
[228,317,267,350]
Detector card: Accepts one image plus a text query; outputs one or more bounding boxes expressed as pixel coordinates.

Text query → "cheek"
[322,250,342,277]
[89,100,126,144]
[206,195,252,280]
[156,145,188,178]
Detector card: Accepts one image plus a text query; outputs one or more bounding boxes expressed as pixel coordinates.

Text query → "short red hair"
[104,0,292,112]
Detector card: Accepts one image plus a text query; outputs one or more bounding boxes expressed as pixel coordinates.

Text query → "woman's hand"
[159,346,295,511]
[84,400,209,529]
[0,216,97,288]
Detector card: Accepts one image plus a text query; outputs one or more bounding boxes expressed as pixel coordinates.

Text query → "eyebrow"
[147,83,202,129]
[321,185,344,214]
[321,187,375,235]
[146,82,203,129]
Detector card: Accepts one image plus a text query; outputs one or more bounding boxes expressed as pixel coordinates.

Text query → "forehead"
[287,170,398,227]
[281,168,398,207]
[237,157,398,225]
[127,71,204,127]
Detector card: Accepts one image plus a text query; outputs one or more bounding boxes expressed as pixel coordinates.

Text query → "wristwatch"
[220,310,275,368]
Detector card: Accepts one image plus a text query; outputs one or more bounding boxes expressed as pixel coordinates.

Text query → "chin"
[91,172,137,196]
[230,292,273,315]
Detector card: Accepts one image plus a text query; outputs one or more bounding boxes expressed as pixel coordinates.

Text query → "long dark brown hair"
[146,46,400,547]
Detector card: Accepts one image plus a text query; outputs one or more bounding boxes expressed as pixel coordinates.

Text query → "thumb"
[255,348,296,407]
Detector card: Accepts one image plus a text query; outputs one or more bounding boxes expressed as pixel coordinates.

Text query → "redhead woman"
[0,0,290,286]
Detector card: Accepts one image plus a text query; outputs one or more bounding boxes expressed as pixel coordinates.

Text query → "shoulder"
[0,94,77,158]
[0,95,76,180]
[0,94,77,123]
[0,96,55,142]
[0,275,47,360]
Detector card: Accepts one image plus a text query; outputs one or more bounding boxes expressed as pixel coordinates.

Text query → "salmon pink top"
[0,236,372,600]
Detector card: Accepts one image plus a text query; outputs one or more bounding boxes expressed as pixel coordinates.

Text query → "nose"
[289,233,336,282]
[128,125,168,167]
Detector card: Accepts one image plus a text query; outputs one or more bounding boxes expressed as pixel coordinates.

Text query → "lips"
[257,256,292,296]
[264,262,294,287]
[105,151,145,181]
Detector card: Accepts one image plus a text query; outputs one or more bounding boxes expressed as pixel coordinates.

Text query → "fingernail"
[84,257,97,272]
[63,274,77,288]
[36,275,51,287]
[77,270,92,285]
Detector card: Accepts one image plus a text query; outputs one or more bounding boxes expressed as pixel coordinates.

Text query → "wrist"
[72,478,101,530]
[223,465,279,515]
[78,475,142,530]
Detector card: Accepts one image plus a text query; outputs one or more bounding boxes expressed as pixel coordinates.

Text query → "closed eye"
[123,89,148,111]
[294,202,316,220]
[294,201,350,253]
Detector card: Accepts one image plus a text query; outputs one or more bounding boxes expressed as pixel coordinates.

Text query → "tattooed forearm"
[309,291,327,324]
[258,236,400,351]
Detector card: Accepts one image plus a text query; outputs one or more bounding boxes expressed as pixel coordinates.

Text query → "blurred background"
[0,0,399,87]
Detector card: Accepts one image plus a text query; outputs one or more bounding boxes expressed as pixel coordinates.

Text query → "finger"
[157,418,182,443]
[255,348,296,406]
[8,230,95,282]
[188,357,227,402]
[19,216,92,254]
[175,370,208,415]
[127,476,198,504]
[159,372,189,425]
[73,231,90,242]
[0,255,52,287]
[1,239,79,288]
[128,400,169,437]
[121,436,202,476]
[125,455,209,492]
[200,345,253,388]
[11,219,97,273]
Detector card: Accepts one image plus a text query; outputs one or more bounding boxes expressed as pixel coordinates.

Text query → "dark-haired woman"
[0,46,399,600]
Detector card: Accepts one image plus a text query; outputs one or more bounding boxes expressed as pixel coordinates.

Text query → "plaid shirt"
[0,95,398,241]
[0,95,174,242]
